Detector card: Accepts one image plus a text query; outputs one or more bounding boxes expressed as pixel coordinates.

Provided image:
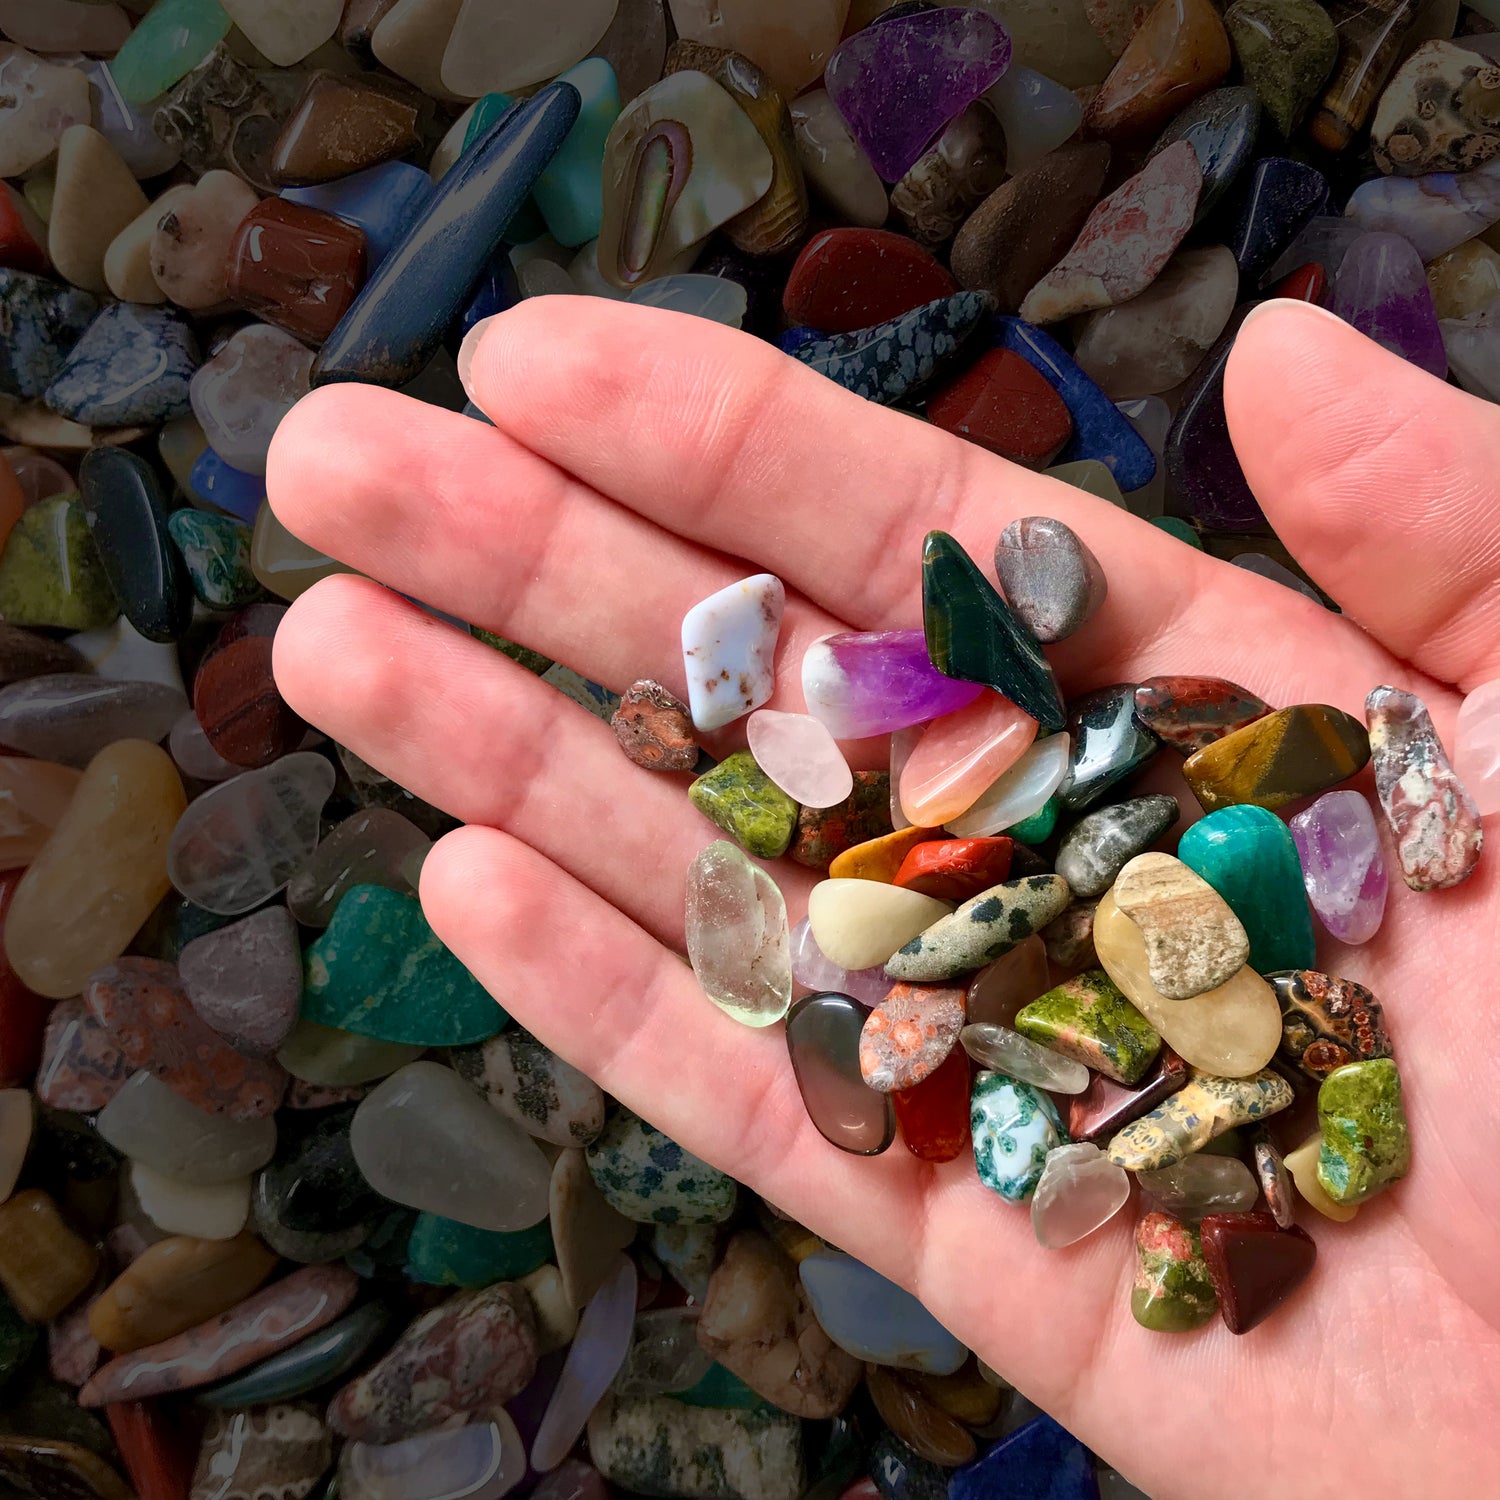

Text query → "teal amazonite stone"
[675,1363,768,1410]
[688,751,799,859]
[1179,804,1316,973]
[111,0,231,104]
[302,885,507,1046]
[405,1213,554,1288]
[1316,1057,1411,1206]
[534,58,622,247]
[970,1071,1062,1202]
[585,1108,737,1225]
[195,1303,389,1407]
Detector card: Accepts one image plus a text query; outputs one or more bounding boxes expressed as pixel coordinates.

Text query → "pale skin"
[268,296,1500,1498]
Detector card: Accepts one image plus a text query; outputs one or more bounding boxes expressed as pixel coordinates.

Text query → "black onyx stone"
[1149,84,1263,222]
[1058,683,1161,811]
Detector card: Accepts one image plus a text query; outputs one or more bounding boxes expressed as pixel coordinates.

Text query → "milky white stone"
[1030,1142,1131,1248]
[69,617,186,697]
[685,841,791,1027]
[746,710,852,809]
[680,573,785,732]
[131,1161,251,1240]
[945,733,1070,837]
[960,1023,1090,1093]
[341,1412,526,1500]
[984,65,1083,173]
[221,0,343,66]
[99,1071,276,1185]
[628,274,748,327]
[442,0,619,97]
[0,45,91,179]
[372,0,467,101]
[790,88,890,229]
[1455,679,1500,818]
[190,325,314,477]
[806,879,952,972]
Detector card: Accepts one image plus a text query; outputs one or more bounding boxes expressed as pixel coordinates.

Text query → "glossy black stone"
[1228,157,1330,279]
[257,1106,383,1234]
[313,82,581,388]
[1058,683,1162,811]
[77,448,192,644]
[1150,85,1262,222]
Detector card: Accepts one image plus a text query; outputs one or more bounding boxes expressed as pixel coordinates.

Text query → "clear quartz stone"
[1030,1142,1131,1249]
[611,1307,714,1399]
[1136,1154,1260,1220]
[685,841,792,1027]
[960,1023,1091,1094]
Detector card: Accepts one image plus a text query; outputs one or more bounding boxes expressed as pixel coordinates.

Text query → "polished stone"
[970,1070,1062,1203]
[680,573,784,733]
[1272,969,1392,1081]
[44,303,198,427]
[1130,1209,1217,1331]
[1055,794,1178,898]
[885,875,1071,982]
[1015,969,1161,1084]
[1182,703,1370,812]
[1106,1070,1293,1170]
[227,199,366,347]
[1198,1210,1315,1334]
[685,839,792,1027]
[803,629,982,740]
[1059,683,1161,810]
[1225,0,1338,137]
[1132,675,1270,754]
[1333,231,1448,378]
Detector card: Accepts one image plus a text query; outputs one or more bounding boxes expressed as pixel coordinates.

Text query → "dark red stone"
[34,999,132,1111]
[226,198,366,346]
[83,959,287,1120]
[782,228,958,333]
[0,183,50,274]
[193,611,307,770]
[1068,1046,1188,1145]
[892,1045,970,1164]
[893,836,1013,901]
[1132,676,1272,755]
[105,1402,199,1500]
[1199,1211,1317,1335]
[925,349,1073,467]
[1268,262,1327,305]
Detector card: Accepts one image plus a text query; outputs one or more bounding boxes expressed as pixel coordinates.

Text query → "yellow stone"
[1181,703,1369,813]
[251,500,353,601]
[519,1263,579,1354]
[828,826,935,883]
[4,740,185,999]
[104,184,191,305]
[0,1188,99,1322]
[1112,851,1250,1000]
[1284,1132,1359,1223]
[1093,887,1280,1076]
[1426,238,1500,320]
[47,125,148,295]
[0,756,80,870]
[806,878,952,971]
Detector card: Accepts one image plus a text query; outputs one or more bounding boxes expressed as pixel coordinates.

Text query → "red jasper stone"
[1268,262,1328,305]
[1132,675,1271,755]
[925,349,1073,468]
[227,198,367,347]
[1199,1211,1317,1335]
[783,228,958,333]
[892,1044,970,1163]
[0,872,51,1087]
[0,184,50,274]
[106,1401,200,1500]
[893,836,1013,902]
[1067,1046,1188,1145]
[193,607,306,770]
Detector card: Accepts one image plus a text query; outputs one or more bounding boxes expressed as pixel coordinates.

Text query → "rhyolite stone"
[790,291,995,406]
[451,1027,605,1147]
[97,1070,276,1184]
[1106,1070,1293,1170]
[1069,1046,1190,1144]
[1030,1141,1132,1249]
[1132,675,1270,754]
[1366,684,1482,891]
[1225,0,1338,137]
[0,495,117,632]
[0,270,99,400]
[1055,794,1178,899]
[1015,970,1161,1085]
[45,303,198,426]
[1290,788,1389,944]
[783,228,958,333]
[1198,1210,1316,1334]
[303,884,505,1047]
[1130,1210,1217,1332]
[611,679,698,770]
[1272,969,1392,1082]
[680,573,784,733]
[1183,703,1370,812]
[884,875,1071,983]
[586,1107,736,1225]
[803,631,982,741]
[993,516,1108,644]
[970,1070,1063,1204]
[858,982,965,1094]
[328,1280,538,1442]
[1178,805,1315,974]
[1371,40,1500,176]
[689,753,799,861]
[925,348,1073,469]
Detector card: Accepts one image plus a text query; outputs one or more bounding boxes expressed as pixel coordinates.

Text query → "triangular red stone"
[1200,1212,1317,1334]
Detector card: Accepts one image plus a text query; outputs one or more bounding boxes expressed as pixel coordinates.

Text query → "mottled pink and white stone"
[747,709,853,809]
[1455,678,1500,818]
[680,574,785,732]
[1030,1142,1131,1249]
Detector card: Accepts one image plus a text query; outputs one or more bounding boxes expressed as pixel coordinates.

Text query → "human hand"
[267,295,1500,1499]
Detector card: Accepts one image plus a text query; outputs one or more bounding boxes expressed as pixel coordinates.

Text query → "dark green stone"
[0,1291,37,1391]
[167,509,261,611]
[472,627,553,675]
[1316,1057,1411,1205]
[688,751,799,859]
[1130,1213,1218,1332]
[0,494,119,630]
[405,1213,554,1287]
[1007,794,1060,845]
[1059,684,1161,810]
[921,530,1065,731]
[1149,516,1203,548]
[302,884,508,1045]
[1225,0,1338,137]
[675,1363,768,1410]
[1178,804,1315,973]
[1015,970,1161,1085]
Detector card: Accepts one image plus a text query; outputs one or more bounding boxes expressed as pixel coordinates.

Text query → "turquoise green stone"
[1178,804,1316,974]
[302,884,507,1046]
[111,0,232,104]
[688,751,799,860]
[0,495,119,630]
[405,1213,554,1288]
[675,1363,771,1410]
[472,627,553,675]
[921,530,1065,731]
[1316,1058,1411,1205]
[0,1291,37,1391]
[585,1108,737,1225]
[1015,970,1161,1085]
[166,509,259,610]
[1008,794,1061,844]
[1148,516,1203,549]
[534,58,622,247]
[463,93,548,243]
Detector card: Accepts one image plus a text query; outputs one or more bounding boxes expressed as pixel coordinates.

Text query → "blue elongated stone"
[0,270,100,400]
[313,84,581,390]
[1178,804,1316,974]
[283,162,434,270]
[777,325,826,354]
[451,250,521,353]
[950,1414,1097,1500]
[993,318,1156,493]
[189,449,266,524]
[194,1303,390,1408]
[44,304,199,426]
[1229,158,1330,279]
[461,94,548,244]
[1149,86,1261,221]
[790,292,994,405]
[798,1249,968,1374]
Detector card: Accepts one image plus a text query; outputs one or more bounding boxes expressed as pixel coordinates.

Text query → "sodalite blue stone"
[777,326,826,354]
[0,270,101,399]
[313,83,581,390]
[1150,85,1261,221]
[950,1415,1098,1500]
[283,162,435,270]
[1230,158,1330,280]
[993,318,1156,493]
[798,1249,968,1375]
[190,449,266,523]
[44,304,199,426]
[790,291,994,404]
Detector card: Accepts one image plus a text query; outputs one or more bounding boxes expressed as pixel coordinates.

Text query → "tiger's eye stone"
[1309,0,1419,155]
[272,70,426,187]
[1182,703,1370,812]
[0,1187,99,1321]
[227,199,366,347]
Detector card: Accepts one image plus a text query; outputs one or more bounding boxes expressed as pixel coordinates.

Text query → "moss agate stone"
[970,1070,1063,1203]
[689,752,799,859]
[1316,1057,1411,1205]
[1015,970,1161,1085]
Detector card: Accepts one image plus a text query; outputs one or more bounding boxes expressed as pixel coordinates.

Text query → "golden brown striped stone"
[1182,704,1369,812]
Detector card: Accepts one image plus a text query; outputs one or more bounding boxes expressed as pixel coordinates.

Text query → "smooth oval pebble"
[685,840,791,1028]
[787,992,896,1155]
[0,673,186,768]
[746,708,853,808]
[97,1070,276,1184]
[0,755,81,869]
[340,1412,527,1500]
[1136,1154,1261,1219]
[130,1160,251,1241]
[959,1023,1091,1093]
[806,879,952,972]
[285,808,429,927]
[452,1030,605,1149]
[349,1060,552,1232]
[943,733,1070,838]
[1112,851,1251,1000]
[1030,1141,1131,1248]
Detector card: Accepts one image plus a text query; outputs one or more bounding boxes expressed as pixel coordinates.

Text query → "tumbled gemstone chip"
[1316,1057,1411,1206]
[1014,970,1161,1085]
[1130,1210,1218,1332]
[1271,969,1392,1081]
[1112,852,1251,1001]
[1133,675,1271,754]
[885,874,1071,982]
[859,982,965,1093]
[685,841,791,1028]
[970,1071,1062,1203]
[1288,789,1388,944]
[786,993,893,1156]
[1106,1070,1294,1171]
[1182,703,1370,812]
[802,629,982,740]
[1199,1211,1317,1335]
[1136,1155,1260,1220]
[1030,1142,1131,1249]
[680,574,785,733]
[959,1022,1090,1094]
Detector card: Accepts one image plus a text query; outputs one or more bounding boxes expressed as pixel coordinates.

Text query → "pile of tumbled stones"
[4,0,1500,1498]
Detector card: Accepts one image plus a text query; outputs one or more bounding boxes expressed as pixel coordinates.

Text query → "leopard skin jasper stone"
[1014,969,1161,1085]
[1316,1057,1411,1206]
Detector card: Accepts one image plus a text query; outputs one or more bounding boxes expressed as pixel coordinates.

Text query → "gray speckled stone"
[587,1394,804,1500]
[994,515,1108,644]
[44,302,199,425]
[450,1028,605,1147]
[0,269,100,399]
[1055,794,1180,899]
[884,875,1072,982]
[585,1108,737,1225]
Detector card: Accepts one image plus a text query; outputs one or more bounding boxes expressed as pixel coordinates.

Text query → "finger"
[272,575,820,945]
[1226,298,1500,690]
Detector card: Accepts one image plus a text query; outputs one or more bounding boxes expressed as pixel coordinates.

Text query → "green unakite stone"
[166,509,259,610]
[1130,1211,1218,1332]
[301,884,507,1047]
[1224,0,1339,138]
[0,495,119,630]
[1178,804,1315,974]
[1316,1057,1411,1205]
[585,1108,737,1225]
[689,751,799,860]
[0,1291,37,1391]
[472,627,553,675]
[1015,970,1161,1085]
[111,0,232,104]
[1008,794,1061,844]
[1148,516,1203,549]
[405,1213,554,1288]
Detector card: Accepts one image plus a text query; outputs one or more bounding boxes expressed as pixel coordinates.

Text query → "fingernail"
[457,314,501,397]
[1239,296,1347,333]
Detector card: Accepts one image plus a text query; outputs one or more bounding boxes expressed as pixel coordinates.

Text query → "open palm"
[267,295,1500,1499]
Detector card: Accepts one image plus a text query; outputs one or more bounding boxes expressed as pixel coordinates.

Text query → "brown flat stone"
[271,69,426,186]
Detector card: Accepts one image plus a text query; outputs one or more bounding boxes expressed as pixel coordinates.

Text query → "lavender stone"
[1332,233,1447,379]
[1288,790,1388,945]
[790,917,892,1008]
[1344,157,1500,263]
[802,629,982,740]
